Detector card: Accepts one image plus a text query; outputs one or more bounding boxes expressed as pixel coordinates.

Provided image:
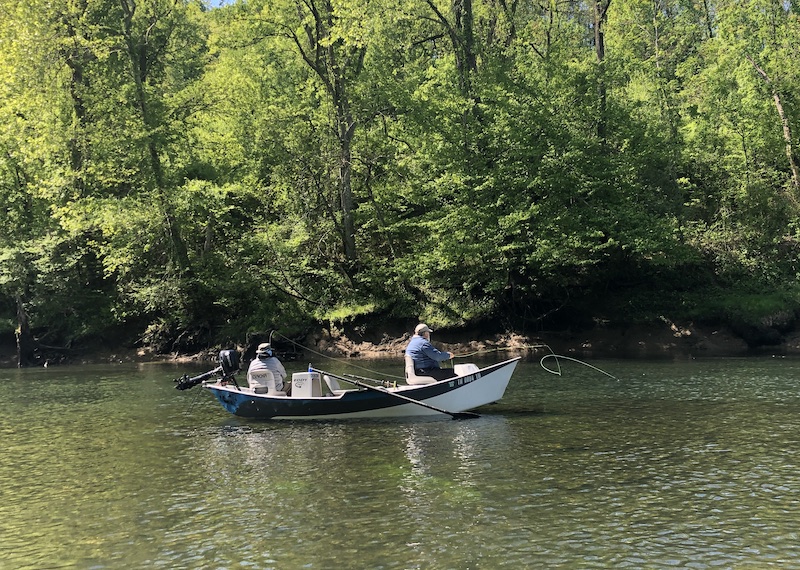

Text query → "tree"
[233,0,378,269]
[592,0,612,139]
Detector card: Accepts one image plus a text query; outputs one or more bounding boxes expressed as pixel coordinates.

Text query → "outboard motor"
[175,349,241,390]
[219,349,240,378]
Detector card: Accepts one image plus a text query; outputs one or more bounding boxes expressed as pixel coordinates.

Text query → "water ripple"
[4,359,800,567]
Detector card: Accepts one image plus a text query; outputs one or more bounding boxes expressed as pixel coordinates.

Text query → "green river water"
[2,355,800,569]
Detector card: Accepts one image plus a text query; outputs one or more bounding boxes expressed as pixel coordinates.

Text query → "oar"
[313,368,480,420]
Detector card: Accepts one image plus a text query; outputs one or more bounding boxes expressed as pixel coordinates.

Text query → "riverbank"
[302,319,797,360]
[4,317,800,368]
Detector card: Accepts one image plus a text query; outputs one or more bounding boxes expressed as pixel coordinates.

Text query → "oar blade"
[451,411,481,420]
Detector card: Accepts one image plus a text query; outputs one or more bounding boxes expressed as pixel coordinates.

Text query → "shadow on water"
[477,403,553,416]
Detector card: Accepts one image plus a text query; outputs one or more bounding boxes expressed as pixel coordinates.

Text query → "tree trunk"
[594,0,612,141]
[747,55,800,192]
[453,0,477,95]
[329,53,358,265]
[293,0,362,267]
[702,0,714,39]
[120,0,191,272]
[338,130,357,264]
[15,295,36,367]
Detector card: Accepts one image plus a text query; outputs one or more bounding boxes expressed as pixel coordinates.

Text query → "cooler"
[291,371,323,397]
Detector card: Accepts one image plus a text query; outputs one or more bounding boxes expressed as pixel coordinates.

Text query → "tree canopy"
[2,0,800,363]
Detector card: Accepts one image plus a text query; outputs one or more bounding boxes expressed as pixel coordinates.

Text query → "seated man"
[405,323,456,381]
[248,342,288,393]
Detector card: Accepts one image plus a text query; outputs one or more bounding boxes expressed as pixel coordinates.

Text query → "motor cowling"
[219,349,241,377]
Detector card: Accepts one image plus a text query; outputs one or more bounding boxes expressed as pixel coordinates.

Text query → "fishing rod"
[343,372,398,388]
[274,330,616,381]
[454,343,617,379]
[272,331,406,380]
[452,344,550,359]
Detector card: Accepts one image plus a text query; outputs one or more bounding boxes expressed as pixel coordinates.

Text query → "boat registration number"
[450,374,477,387]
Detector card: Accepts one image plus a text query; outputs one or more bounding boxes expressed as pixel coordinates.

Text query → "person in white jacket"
[247,342,288,393]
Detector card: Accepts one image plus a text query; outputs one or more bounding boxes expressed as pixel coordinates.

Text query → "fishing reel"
[174,349,241,390]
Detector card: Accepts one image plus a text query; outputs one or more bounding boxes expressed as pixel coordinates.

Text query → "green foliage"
[689,285,800,329]
[2,0,800,357]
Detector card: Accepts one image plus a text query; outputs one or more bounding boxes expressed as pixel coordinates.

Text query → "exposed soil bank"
[303,320,789,361]
[4,318,800,368]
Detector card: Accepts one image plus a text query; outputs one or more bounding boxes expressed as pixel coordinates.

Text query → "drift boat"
[175,350,521,420]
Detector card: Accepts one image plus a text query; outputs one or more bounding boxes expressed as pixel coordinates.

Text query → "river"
[2,355,800,569]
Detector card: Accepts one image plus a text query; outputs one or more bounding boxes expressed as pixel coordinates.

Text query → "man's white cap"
[415,323,433,335]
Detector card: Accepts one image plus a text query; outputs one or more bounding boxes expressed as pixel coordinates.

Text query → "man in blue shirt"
[405,323,456,380]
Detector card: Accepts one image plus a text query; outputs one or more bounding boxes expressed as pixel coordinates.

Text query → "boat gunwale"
[204,356,522,401]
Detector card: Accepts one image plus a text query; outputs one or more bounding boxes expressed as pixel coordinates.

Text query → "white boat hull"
[203,357,521,420]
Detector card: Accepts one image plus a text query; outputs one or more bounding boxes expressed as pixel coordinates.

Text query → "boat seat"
[248,368,286,396]
[405,355,437,385]
[323,374,347,396]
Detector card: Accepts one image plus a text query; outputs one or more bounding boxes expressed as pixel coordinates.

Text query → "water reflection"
[4,358,800,568]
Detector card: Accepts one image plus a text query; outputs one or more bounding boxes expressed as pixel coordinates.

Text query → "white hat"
[415,323,433,335]
[256,342,273,356]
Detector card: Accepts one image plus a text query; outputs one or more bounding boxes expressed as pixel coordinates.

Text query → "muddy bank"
[3,319,800,368]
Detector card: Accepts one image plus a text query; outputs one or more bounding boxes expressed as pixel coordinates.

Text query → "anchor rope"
[186,379,206,411]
